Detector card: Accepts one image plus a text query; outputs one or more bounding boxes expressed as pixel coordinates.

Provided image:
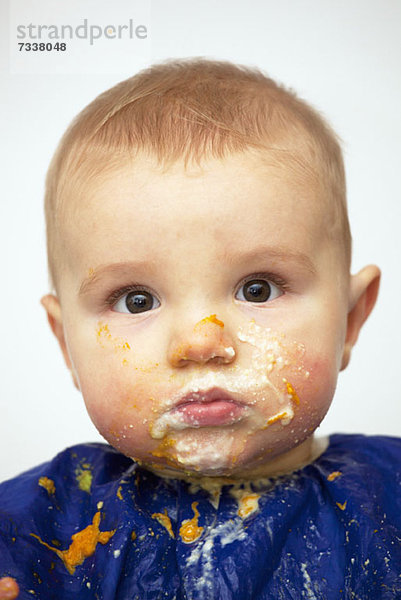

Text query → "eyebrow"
[223,245,317,275]
[78,246,317,296]
[78,261,154,296]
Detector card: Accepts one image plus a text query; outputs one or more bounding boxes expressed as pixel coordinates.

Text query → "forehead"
[57,150,337,284]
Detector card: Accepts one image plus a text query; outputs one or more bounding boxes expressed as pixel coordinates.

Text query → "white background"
[1,0,400,481]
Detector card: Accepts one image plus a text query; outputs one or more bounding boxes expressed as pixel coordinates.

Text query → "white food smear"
[300,563,319,599]
[151,320,304,440]
[185,518,247,595]
[150,400,251,439]
[174,431,237,472]
[148,321,309,477]
[234,490,261,519]
[224,346,236,359]
[181,480,267,595]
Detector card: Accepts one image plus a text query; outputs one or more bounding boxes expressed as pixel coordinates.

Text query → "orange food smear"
[116,486,123,500]
[38,476,55,495]
[327,471,342,482]
[179,502,203,544]
[237,493,260,518]
[285,380,300,405]
[96,322,112,344]
[266,358,277,372]
[170,342,189,362]
[96,322,130,351]
[30,511,115,575]
[196,314,224,328]
[266,411,288,427]
[152,509,175,538]
[336,501,347,511]
[151,437,177,460]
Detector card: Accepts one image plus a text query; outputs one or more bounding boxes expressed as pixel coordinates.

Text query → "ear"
[41,294,80,389]
[340,265,381,370]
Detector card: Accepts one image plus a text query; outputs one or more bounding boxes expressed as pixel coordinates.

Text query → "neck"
[145,435,329,488]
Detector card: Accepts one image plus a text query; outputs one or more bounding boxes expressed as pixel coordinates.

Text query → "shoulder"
[0,443,134,513]
[311,433,401,521]
[0,444,139,592]
[323,433,401,472]
[314,433,401,482]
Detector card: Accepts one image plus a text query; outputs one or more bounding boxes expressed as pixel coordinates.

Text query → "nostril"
[168,329,236,367]
[208,351,235,365]
[208,355,222,366]
[211,356,228,366]
[173,356,191,368]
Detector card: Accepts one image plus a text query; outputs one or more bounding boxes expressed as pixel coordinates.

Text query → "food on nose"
[170,315,234,366]
[194,314,224,329]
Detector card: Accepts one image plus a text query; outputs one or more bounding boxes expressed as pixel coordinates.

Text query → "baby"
[0,59,400,600]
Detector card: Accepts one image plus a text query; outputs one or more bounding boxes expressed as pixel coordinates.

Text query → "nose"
[168,314,237,368]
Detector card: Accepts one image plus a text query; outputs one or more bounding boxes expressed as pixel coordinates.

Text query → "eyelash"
[105,272,290,309]
[237,272,290,294]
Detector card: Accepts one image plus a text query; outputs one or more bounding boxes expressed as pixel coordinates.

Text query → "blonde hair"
[45,58,351,287]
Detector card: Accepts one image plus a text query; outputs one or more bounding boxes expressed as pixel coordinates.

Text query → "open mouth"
[170,387,247,427]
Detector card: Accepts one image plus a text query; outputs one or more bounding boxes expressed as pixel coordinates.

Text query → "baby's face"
[48,151,352,479]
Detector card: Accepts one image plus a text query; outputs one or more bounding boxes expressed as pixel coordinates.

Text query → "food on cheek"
[151,436,178,463]
[96,321,131,352]
[236,320,311,427]
[283,380,300,405]
[95,322,163,371]
[146,320,312,474]
[88,315,320,477]
[264,410,291,427]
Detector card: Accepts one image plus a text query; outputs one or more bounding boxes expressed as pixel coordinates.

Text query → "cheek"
[246,352,335,465]
[238,321,337,434]
[82,370,156,458]
[67,325,160,458]
[282,353,336,431]
[232,326,337,468]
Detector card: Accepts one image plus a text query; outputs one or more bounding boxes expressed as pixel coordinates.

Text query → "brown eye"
[126,292,154,313]
[236,279,282,303]
[243,280,271,302]
[113,290,160,314]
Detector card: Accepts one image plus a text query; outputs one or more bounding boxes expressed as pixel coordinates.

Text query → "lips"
[170,387,247,427]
